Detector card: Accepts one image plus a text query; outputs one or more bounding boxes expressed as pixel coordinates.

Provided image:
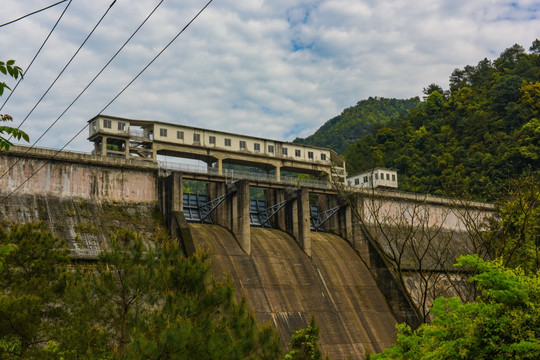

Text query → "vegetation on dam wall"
[0,193,164,258]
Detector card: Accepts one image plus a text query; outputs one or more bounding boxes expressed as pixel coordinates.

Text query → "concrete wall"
[0,147,163,258]
[1,146,157,201]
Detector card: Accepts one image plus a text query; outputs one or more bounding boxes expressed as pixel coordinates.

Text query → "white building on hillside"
[347,168,398,189]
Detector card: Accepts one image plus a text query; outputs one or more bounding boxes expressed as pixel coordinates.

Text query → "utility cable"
[0,0,214,203]
[0,0,73,112]
[0,0,164,183]
[0,0,69,28]
[7,0,117,137]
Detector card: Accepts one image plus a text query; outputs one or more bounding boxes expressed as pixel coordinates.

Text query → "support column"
[101,136,107,155]
[264,188,286,230]
[297,187,311,257]
[231,180,251,254]
[124,140,129,159]
[275,165,281,182]
[217,158,223,176]
[207,182,228,225]
[284,187,311,257]
[171,172,182,213]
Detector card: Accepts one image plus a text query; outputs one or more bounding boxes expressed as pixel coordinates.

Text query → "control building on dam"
[87,114,347,184]
[0,117,494,358]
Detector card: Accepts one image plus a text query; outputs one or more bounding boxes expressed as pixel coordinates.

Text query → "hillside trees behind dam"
[343,41,540,202]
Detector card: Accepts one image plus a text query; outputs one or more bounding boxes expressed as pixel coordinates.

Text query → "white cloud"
[0,0,539,153]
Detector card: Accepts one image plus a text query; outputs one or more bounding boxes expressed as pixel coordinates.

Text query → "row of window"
[376,172,396,181]
[158,128,327,160]
[352,172,396,185]
[102,119,126,131]
[99,121,328,161]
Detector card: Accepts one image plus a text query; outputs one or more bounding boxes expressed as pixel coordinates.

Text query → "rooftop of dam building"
[87,114,347,184]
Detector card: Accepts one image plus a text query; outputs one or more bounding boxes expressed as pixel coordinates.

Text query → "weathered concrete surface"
[190,224,397,359]
[0,192,163,258]
[0,146,157,201]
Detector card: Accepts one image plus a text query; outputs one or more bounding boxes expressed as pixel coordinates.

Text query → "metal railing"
[157,161,331,189]
[129,128,151,139]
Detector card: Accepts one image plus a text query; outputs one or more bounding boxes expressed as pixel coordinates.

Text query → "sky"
[1,0,539,153]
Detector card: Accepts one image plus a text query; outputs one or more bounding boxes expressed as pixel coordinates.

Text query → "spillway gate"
[184,192,341,232]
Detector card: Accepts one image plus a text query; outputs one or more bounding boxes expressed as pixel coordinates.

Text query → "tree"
[57,228,282,359]
[488,174,540,273]
[0,59,29,151]
[372,254,540,359]
[422,84,447,100]
[530,39,540,54]
[0,222,70,358]
[284,317,326,360]
[333,178,494,323]
[0,224,282,359]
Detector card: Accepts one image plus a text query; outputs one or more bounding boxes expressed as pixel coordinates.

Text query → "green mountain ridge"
[297,40,540,202]
[293,96,421,154]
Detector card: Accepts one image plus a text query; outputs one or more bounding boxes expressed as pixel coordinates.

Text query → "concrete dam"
[1,146,493,358]
[190,224,397,358]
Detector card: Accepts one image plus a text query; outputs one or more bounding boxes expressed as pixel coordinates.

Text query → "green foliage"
[294,97,421,154]
[183,179,207,194]
[284,317,326,360]
[373,255,540,360]
[339,40,540,201]
[0,222,70,358]
[0,224,282,359]
[0,59,29,151]
[0,59,22,96]
[488,174,540,273]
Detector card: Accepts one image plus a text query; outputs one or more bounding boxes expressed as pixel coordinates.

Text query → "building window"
[92,121,97,131]
[160,128,167,137]
[268,145,274,153]
[177,131,184,140]
[225,138,231,147]
[117,122,126,131]
[254,143,260,151]
[193,133,201,142]
[209,136,216,144]
[374,173,378,180]
[103,119,112,129]
[355,178,360,185]
[386,173,390,180]
[363,176,368,183]
[295,149,301,157]
[321,154,326,161]
[348,180,351,186]
[239,140,246,149]
[308,151,313,159]
[282,147,288,156]
[392,174,396,181]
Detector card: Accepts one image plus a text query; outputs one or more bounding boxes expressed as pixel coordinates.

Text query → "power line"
[0,0,164,184]
[0,0,73,112]
[8,0,117,137]
[0,0,69,28]
[0,0,214,202]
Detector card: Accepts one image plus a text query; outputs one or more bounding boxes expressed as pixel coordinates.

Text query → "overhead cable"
[0,0,214,204]
[9,0,117,135]
[0,0,69,28]
[0,0,74,112]
[0,0,164,184]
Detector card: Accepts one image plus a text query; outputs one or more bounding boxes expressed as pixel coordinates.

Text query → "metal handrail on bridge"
[157,161,331,189]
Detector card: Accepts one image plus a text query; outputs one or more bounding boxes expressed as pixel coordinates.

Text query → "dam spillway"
[189,224,397,359]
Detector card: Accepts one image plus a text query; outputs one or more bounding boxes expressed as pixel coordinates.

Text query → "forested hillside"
[339,41,539,201]
[293,97,421,153]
